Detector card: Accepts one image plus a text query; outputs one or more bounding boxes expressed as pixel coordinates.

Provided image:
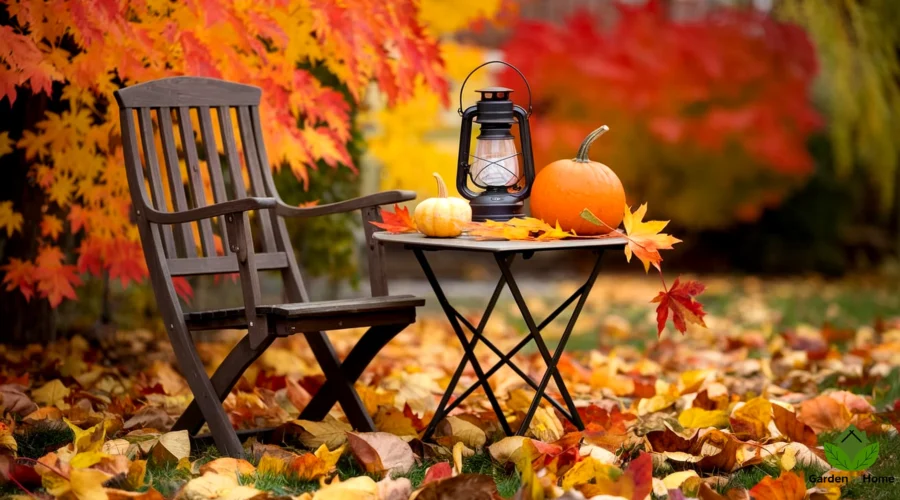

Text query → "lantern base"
[468,191,525,222]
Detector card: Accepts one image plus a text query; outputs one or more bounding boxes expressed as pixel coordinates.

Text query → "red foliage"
[500,0,821,175]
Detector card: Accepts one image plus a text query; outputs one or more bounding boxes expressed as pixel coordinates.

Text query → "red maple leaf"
[369,204,417,233]
[652,277,707,336]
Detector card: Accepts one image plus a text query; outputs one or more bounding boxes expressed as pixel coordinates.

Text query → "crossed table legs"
[415,249,605,439]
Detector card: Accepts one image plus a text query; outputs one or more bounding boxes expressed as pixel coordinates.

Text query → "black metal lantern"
[456,61,535,222]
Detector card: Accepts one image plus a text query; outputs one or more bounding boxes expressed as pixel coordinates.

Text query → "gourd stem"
[575,125,610,163]
[433,172,448,198]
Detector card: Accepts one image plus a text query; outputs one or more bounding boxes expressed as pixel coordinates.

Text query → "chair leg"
[299,324,406,429]
[173,333,275,436]
[166,323,244,457]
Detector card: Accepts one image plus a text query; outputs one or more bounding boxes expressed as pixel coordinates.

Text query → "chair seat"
[184,295,425,331]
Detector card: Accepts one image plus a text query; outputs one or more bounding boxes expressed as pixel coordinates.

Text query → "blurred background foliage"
[371,0,900,276]
[47,0,900,330]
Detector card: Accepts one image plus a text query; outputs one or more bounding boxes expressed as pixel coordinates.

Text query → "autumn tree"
[0,0,470,343]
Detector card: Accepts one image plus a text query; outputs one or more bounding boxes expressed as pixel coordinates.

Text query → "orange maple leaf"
[582,203,680,272]
[652,277,707,335]
[33,246,82,307]
[748,471,806,500]
[1,258,36,301]
[370,204,417,233]
[621,204,681,272]
[40,215,63,240]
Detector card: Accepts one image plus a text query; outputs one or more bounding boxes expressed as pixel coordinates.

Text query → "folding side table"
[374,232,627,438]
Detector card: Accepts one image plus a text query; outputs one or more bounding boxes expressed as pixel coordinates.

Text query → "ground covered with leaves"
[1,276,899,499]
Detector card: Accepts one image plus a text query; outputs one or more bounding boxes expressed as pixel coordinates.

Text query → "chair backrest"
[115,77,309,323]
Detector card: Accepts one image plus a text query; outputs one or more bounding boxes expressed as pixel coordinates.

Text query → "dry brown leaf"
[199,457,256,477]
[436,416,486,449]
[799,395,852,434]
[149,430,190,465]
[772,404,817,447]
[284,417,352,450]
[347,432,415,477]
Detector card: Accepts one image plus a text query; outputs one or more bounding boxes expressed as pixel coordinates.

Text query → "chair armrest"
[142,197,278,224]
[274,190,416,218]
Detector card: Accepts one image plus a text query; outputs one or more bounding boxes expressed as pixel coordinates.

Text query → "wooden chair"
[114,76,424,457]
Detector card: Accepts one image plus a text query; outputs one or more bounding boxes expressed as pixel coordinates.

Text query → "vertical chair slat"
[249,106,309,302]
[137,108,177,258]
[236,106,277,252]
[197,106,231,255]
[177,106,216,257]
[158,107,197,258]
[216,105,248,198]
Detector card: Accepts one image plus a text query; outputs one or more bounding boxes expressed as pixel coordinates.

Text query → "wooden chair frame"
[114,77,423,457]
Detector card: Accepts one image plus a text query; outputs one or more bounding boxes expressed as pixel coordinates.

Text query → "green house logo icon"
[824,425,879,471]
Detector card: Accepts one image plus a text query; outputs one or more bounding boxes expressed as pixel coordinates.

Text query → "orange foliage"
[0,0,451,306]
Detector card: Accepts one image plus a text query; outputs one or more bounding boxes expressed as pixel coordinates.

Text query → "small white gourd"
[414,173,472,238]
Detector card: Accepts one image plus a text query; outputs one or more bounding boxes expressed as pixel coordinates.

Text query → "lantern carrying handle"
[458,60,532,117]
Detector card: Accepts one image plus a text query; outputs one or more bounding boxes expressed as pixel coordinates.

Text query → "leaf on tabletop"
[748,471,805,500]
[371,204,417,233]
[466,217,574,241]
[346,432,415,477]
[653,277,707,335]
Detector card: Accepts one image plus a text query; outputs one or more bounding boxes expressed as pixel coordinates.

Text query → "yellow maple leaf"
[622,204,681,272]
[33,379,71,409]
[65,418,109,454]
[0,201,24,237]
[677,408,729,429]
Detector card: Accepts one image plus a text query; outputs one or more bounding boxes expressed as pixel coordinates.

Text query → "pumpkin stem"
[575,125,610,163]
[433,172,448,198]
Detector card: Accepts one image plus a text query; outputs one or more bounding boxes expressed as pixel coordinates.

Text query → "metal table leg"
[416,249,513,438]
[496,251,605,434]
[417,248,604,440]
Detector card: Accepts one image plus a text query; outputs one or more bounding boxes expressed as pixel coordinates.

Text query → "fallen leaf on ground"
[748,471,805,500]
[347,432,415,477]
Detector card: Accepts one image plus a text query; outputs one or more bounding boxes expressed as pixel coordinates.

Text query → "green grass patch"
[840,432,900,500]
[463,452,521,498]
[14,422,74,459]
[145,462,192,498]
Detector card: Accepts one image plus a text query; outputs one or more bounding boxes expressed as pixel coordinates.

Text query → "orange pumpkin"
[530,125,625,235]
